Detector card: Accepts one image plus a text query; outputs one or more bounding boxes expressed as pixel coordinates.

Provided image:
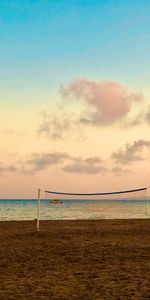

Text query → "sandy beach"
[0,219,150,299]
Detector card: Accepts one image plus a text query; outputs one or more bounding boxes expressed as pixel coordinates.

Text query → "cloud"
[23,153,107,174]
[6,165,18,172]
[60,79,143,124]
[17,153,108,175]
[25,152,69,172]
[0,152,70,175]
[111,140,150,164]
[62,156,107,174]
[145,107,150,123]
[0,152,106,176]
[38,111,74,140]
[0,163,18,174]
[37,79,147,141]
[112,166,132,176]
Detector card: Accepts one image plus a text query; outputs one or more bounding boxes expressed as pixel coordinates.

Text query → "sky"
[0,0,150,198]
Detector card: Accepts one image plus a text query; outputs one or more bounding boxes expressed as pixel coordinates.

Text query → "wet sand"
[0,220,150,299]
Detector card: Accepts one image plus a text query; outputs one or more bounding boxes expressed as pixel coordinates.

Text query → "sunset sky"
[0,0,150,198]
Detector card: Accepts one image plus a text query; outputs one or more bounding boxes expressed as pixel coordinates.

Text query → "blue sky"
[1,0,150,91]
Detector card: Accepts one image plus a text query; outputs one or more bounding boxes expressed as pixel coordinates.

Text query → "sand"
[0,219,150,300]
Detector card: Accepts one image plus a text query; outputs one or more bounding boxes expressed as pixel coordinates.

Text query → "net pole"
[144,188,148,217]
[37,188,40,232]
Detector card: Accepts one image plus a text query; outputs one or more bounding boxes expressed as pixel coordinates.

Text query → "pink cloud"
[60,79,143,123]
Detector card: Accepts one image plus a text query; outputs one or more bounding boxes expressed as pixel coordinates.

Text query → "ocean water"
[0,199,150,221]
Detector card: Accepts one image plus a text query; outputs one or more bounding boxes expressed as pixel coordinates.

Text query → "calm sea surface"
[0,199,150,220]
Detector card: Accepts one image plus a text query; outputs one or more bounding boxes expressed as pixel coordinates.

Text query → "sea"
[0,199,150,221]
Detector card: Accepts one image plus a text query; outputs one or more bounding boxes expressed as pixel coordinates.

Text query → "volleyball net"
[36,187,149,231]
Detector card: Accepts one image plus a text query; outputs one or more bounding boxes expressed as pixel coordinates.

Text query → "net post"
[37,188,40,232]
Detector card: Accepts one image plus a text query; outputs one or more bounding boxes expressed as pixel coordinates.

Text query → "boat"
[49,199,62,204]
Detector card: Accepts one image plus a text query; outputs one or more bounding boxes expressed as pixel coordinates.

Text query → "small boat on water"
[49,199,62,204]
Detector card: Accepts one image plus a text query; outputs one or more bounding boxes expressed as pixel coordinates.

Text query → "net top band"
[45,187,147,196]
